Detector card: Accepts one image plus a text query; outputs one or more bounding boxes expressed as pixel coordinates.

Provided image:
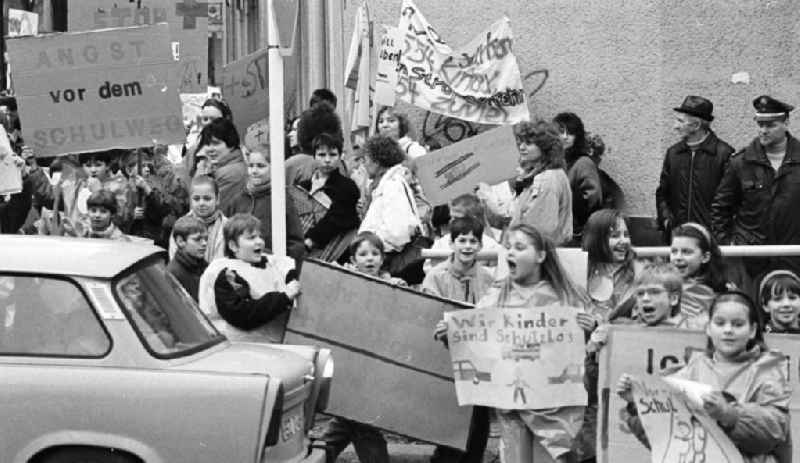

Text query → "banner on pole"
[374,25,402,107]
[67,0,208,93]
[221,48,269,141]
[395,0,529,125]
[598,326,800,463]
[284,259,472,450]
[414,125,518,206]
[445,306,586,409]
[630,375,745,463]
[7,24,185,157]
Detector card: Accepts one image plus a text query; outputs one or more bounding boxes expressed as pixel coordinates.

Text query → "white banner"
[395,0,529,125]
[445,306,586,409]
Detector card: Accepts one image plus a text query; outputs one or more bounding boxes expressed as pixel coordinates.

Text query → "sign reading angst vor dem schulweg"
[6,24,185,157]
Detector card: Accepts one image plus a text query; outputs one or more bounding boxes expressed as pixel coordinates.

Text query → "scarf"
[512,166,542,195]
[192,209,223,227]
[174,249,208,274]
[246,178,270,197]
[88,223,126,240]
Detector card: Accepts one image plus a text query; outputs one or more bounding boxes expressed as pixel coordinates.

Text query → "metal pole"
[268,0,286,257]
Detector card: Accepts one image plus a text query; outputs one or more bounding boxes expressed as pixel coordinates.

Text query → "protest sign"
[67,0,208,93]
[7,24,184,157]
[221,49,268,139]
[414,125,518,206]
[630,375,744,463]
[284,259,472,449]
[0,156,23,195]
[8,9,39,37]
[395,0,529,125]
[598,326,800,463]
[180,93,207,128]
[374,25,402,107]
[445,306,586,409]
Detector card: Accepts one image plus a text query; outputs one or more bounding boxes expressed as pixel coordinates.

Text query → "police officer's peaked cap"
[753,95,794,121]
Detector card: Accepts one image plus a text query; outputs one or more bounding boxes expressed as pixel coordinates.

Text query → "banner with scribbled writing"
[445,306,586,409]
[67,0,208,93]
[630,375,744,463]
[395,0,529,125]
[599,326,800,463]
[7,24,184,157]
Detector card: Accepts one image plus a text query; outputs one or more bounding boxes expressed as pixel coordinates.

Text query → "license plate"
[280,409,304,442]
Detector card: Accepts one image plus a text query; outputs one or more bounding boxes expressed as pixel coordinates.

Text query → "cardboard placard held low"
[445,306,586,409]
[598,326,800,463]
[414,125,518,206]
[284,259,472,449]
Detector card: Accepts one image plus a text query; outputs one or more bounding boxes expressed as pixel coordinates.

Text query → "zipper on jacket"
[687,150,695,223]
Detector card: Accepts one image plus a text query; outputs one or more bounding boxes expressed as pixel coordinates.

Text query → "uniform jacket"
[167,249,208,302]
[567,155,603,241]
[422,258,494,304]
[509,168,573,246]
[359,164,421,253]
[627,347,792,463]
[656,131,734,231]
[212,148,248,214]
[298,170,360,248]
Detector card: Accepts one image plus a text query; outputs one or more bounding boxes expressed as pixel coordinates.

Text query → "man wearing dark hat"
[712,95,800,277]
[656,96,734,239]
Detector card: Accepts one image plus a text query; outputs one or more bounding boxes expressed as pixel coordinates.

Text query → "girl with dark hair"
[504,121,574,245]
[553,112,603,245]
[670,222,730,317]
[375,106,427,158]
[195,118,247,213]
[617,290,791,463]
[758,270,800,334]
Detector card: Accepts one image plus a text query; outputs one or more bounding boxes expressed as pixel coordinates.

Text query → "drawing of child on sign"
[507,366,531,405]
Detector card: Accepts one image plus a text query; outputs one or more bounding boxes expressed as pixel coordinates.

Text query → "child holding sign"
[473,224,591,463]
[617,290,791,463]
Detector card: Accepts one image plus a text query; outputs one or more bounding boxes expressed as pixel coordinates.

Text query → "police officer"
[711,95,800,278]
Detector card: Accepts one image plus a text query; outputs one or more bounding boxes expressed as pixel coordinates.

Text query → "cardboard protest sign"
[415,125,518,206]
[395,0,529,125]
[0,157,23,195]
[374,25,402,107]
[284,259,472,449]
[445,306,586,409]
[598,326,800,463]
[630,375,744,463]
[67,0,208,93]
[221,49,268,139]
[8,9,39,37]
[7,24,184,157]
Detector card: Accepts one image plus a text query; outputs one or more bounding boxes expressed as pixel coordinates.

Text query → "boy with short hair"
[620,262,707,329]
[167,215,209,301]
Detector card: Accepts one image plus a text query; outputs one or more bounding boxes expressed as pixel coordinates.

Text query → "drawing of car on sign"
[452,360,492,384]
[502,342,541,362]
[548,364,584,384]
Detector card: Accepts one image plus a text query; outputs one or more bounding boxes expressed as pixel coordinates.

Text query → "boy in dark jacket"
[167,215,209,301]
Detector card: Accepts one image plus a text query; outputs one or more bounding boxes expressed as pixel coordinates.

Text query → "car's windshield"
[113,258,222,357]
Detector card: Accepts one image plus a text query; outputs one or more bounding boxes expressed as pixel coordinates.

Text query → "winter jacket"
[626,347,792,463]
[477,279,584,461]
[212,148,248,214]
[681,280,715,319]
[509,168,573,246]
[711,134,800,275]
[285,153,316,187]
[567,155,603,241]
[422,257,494,304]
[126,188,172,246]
[586,260,639,320]
[223,187,306,260]
[657,131,734,232]
[0,173,32,234]
[359,164,421,253]
[198,255,295,343]
[167,249,208,302]
[298,170,360,248]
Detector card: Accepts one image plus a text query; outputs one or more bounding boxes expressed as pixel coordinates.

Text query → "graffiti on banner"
[221,48,268,139]
[6,24,184,156]
[630,375,745,463]
[67,0,208,93]
[414,125,517,205]
[445,306,586,409]
[599,325,800,463]
[374,25,403,107]
[395,0,529,125]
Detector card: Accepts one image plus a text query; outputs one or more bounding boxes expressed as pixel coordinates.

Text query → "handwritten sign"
[8,9,38,37]
[221,49,268,139]
[630,375,744,463]
[374,25,402,107]
[284,259,472,449]
[7,24,184,157]
[445,306,586,410]
[67,0,208,93]
[415,125,518,205]
[395,0,529,125]
[598,326,800,463]
[0,156,23,195]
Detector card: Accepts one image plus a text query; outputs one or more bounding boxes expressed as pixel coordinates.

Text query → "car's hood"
[172,342,313,390]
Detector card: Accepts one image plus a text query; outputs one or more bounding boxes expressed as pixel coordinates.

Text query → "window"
[0,275,110,357]
[113,259,222,358]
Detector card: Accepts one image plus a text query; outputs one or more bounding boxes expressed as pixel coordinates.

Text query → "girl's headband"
[677,222,712,244]
[758,269,800,298]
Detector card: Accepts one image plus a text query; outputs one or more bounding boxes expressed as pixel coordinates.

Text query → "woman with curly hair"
[508,120,573,245]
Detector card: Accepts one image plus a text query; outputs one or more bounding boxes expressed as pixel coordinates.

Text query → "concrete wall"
[342,0,800,216]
